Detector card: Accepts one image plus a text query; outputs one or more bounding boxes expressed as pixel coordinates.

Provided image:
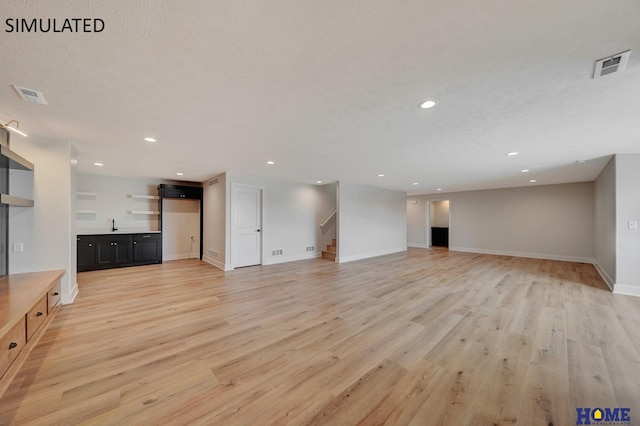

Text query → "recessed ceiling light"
[575,159,586,164]
[436,188,442,191]
[144,137,157,142]
[507,152,519,156]
[419,100,437,109]
[521,169,529,173]
[93,162,104,167]
[412,182,419,186]
[176,172,184,176]
[316,180,322,184]
[529,179,537,183]
[378,174,385,177]
[267,161,275,165]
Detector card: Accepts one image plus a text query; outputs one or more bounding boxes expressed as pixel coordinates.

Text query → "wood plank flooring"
[1,248,639,425]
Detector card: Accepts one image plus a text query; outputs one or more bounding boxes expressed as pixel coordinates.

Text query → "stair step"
[322,251,336,261]
[332,238,336,246]
[326,245,336,253]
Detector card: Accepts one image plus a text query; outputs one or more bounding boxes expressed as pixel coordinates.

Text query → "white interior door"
[231,185,262,268]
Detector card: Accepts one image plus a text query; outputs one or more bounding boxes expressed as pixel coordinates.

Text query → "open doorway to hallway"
[429,200,450,248]
[406,198,451,249]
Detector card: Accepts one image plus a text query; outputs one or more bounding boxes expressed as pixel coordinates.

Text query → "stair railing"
[320,208,336,230]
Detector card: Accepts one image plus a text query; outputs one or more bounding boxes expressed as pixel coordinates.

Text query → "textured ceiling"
[1,0,639,194]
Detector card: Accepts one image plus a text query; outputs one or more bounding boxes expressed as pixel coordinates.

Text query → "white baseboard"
[163,253,200,261]
[262,252,321,266]
[613,284,640,297]
[203,256,233,271]
[337,247,407,264]
[408,243,428,249]
[592,261,615,291]
[63,282,79,305]
[449,246,594,264]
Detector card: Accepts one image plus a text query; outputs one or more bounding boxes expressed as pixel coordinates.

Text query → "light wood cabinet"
[26,296,47,341]
[0,317,25,377]
[0,270,64,397]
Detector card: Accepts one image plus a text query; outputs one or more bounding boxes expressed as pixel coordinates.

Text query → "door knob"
[256,229,261,232]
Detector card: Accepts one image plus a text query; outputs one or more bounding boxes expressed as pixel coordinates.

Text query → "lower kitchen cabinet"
[77,236,96,272]
[77,233,162,272]
[133,233,162,264]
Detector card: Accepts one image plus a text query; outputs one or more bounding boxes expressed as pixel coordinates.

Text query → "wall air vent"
[209,177,219,186]
[12,85,48,105]
[593,50,631,79]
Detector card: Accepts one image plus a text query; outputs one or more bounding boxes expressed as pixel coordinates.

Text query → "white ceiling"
[1,0,639,194]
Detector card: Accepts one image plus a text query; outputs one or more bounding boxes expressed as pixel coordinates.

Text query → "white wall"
[614,154,640,296]
[594,156,616,288]
[337,182,407,263]
[407,199,427,248]
[203,173,228,270]
[162,198,200,260]
[409,182,595,262]
[9,137,78,304]
[76,173,163,233]
[224,173,329,267]
[431,200,450,227]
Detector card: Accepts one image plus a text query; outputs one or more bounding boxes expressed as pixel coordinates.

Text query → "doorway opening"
[427,200,450,248]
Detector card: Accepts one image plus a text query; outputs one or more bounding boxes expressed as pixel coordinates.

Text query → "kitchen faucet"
[111,219,118,232]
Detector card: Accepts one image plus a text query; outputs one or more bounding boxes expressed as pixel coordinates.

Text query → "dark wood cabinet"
[431,227,449,248]
[96,235,132,267]
[77,236,96,272]
[77,233,161,272]
[133,234,161,264]
[158,184,202,200]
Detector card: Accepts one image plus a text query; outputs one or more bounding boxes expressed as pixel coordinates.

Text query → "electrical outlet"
[12,242,23,253]
[630,220,638,230]
[271,249,284,256]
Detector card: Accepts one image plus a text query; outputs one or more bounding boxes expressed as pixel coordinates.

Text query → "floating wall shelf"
[0,193,34,207]
[130,195,160,200]
[76,192,96,197]
[129,210,160,215]
[76,210,96,214]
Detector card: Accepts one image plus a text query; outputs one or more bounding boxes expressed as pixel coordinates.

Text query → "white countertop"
[77,229,161,235]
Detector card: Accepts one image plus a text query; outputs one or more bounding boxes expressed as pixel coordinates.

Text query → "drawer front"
[48,279,62,313]
[1,317,26,378]
[26,296,48,341]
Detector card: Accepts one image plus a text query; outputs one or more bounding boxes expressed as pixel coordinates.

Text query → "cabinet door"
[96,240,114,266]
[77,236,96,272]
[112,236,132,265]
[133,235,161,263]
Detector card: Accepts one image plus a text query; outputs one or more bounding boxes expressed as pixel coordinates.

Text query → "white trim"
[449,246,595,264]
[203,256,233,271]
[337,247,407,264]
[408,243,428,249]
[163,253,200,261]
[63,282,79,305]
[592,261,615,291]
[263,251,321,266]
[613,284,640,297]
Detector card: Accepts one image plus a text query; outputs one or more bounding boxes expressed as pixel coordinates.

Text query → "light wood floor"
[1,249,639,425]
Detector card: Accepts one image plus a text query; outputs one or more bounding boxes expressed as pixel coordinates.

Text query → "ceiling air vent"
[593,50,631,79]
[12,85,48,104]
[209,177,219,186]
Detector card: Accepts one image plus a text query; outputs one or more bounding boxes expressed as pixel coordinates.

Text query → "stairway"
[322,238,336,261]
